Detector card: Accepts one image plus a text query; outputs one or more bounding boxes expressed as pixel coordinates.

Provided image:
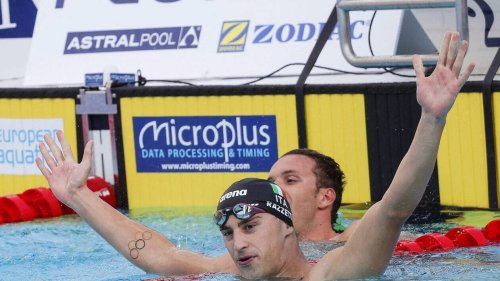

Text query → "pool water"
[0,207,498,281]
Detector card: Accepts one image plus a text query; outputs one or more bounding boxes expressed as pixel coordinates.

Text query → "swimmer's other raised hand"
[412,31,475,122]
[36,130,93,208]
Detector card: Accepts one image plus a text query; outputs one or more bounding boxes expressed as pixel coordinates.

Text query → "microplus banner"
[133,116,278,173]
[0,118,63,175]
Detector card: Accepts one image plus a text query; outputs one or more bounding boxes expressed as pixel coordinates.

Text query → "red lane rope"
[1,182,498,256]
[0,176,116,223]
[395,219,499,255]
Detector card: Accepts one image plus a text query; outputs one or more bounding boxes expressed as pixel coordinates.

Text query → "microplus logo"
[133,116,278,173]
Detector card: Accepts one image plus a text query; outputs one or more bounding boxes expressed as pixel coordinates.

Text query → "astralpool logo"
[133,116,278,173]
[217,20,368,53]
[64,26,201,54]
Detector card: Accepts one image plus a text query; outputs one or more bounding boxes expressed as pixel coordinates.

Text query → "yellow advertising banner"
[0,98,77,196]
[120,95,297,209]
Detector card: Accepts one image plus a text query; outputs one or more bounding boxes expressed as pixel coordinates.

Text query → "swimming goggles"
[213,203,266,226]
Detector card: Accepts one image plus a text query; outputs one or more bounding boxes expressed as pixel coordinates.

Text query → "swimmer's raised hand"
[36,130,93,207]
[412,31,475,122]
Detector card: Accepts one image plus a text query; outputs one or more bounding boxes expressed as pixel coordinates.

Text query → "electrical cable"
[367,11,416,78]
[241,63,305,85]
[91,14,425,89]
[0,76,24,82]
[2,12,421,87]
[135,70,197,86]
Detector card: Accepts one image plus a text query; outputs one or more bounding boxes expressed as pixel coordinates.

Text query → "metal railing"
[337,0,468,67]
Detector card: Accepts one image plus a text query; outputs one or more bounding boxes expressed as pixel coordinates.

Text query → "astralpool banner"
[0,118,63,175]
[23,0,402,86]
[133,116,278,173]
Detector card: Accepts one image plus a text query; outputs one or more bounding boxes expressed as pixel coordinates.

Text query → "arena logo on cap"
[219,189,248,203]
[133,116,278,172]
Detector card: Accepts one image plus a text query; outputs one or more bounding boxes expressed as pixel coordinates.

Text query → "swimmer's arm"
[67,187,238,275]
[329,220,359,242]
[36,131,238,276]
[307,32,475,281]
[309,115,445,279]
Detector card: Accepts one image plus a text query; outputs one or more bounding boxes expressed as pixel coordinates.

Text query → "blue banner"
[133,116,278,172]
[0,0,37,38]
[64,26,201,54]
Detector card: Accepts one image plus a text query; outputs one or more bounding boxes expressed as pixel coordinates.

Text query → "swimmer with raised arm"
[37,32,474,279]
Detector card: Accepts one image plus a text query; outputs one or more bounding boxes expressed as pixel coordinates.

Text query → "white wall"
[1,0,498,88]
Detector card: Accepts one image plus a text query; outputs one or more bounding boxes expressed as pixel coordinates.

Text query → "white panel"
[23,0,403,86]
[413,0,500,78]
[90,130,115,185]
[0,118,63,175]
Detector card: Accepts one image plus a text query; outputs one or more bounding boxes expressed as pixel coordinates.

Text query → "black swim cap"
[216,178,293,226]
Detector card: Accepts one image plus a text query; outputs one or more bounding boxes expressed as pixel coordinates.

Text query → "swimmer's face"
[220,213,290,278]
[269,154,326,235]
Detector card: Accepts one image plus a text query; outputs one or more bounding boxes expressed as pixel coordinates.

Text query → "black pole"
[482,47,500,209]
[295,5,338,148]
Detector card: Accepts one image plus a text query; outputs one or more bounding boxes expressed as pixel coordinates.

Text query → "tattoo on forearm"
[128,231,153,259]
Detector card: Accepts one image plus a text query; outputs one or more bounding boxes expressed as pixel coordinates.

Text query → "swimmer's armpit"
[128,231,153,259]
